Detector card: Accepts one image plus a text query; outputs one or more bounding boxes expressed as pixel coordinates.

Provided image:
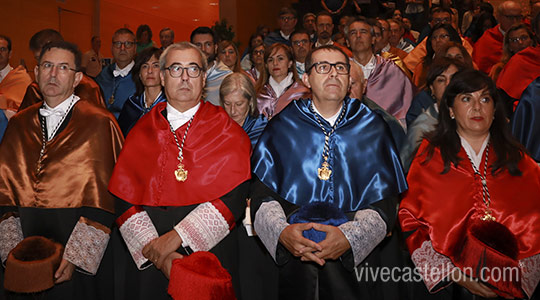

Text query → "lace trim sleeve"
[520,253,540,298]
[411,240,455,292]
[63,216,111,275]
[338,209,387,266]
[117,206,159,270]
[174,201,233,252]
[253,200,289,262]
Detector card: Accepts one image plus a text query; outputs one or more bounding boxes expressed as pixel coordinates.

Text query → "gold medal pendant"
[174,162,188,182]
[317,161,332,181]
[481,208,496,222]
[108,95,115,105]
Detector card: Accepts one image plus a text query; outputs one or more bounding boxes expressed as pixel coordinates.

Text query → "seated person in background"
[255,43,309,119]
[95,28,137,118]
[489,24,535,82]
[20,29,105,111]
[472,0,523,74]
[402,57,467,172]
[117,47,166,136]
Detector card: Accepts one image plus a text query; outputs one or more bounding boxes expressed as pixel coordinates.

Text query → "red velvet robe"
[496,45,540,100]
[473,25,503,74]
[399,139,540,298]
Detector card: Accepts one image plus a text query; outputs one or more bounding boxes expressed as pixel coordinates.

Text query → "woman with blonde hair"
[255,43,309,119]
[220,72,267,147]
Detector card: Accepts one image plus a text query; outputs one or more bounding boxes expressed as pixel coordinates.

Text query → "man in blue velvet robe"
[251,45,408,300]
[96,28,137,119]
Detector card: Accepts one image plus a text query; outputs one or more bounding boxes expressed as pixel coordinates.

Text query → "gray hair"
[159,42,208,72]
[219,72,258,117]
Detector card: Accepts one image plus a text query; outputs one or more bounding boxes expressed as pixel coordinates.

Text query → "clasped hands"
[142,230,184,278]
[278,223,350,266]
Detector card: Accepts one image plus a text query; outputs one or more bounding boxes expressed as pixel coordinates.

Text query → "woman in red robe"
[399,70,540,299]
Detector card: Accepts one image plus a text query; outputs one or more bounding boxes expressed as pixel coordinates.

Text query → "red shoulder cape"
[473,25,503,74]
[108,101,251,206]
[496,46,540,99]
[399,139,540,261]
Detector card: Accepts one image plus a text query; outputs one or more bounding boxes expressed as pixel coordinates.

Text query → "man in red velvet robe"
[473,1,524,73]
[109,42,251,300]
[18,29,105,112]
[0,41,122,299]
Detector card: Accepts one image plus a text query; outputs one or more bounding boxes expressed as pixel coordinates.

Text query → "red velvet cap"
[4,236,63,293]
[453,218,523,298]
[167,251,236,300]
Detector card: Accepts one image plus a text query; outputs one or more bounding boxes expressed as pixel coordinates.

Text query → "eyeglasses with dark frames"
[164,64,203,78]
[308,61,350,75]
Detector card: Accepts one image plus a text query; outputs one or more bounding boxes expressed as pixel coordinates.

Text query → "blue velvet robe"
[117,91,166,136]
[0,110,7,143]
[511,77,540,162]
[252,97,408,212]
[242,114,268,148]
[95,64,137,119]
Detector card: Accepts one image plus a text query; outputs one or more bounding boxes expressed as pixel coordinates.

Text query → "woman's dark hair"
[255,43,299,94]
[423,69,525,175]
[136,24,152,42]
[132,47,163,96]
[469,12,497,42]
[424,23,461,67]
[425,57,467,92]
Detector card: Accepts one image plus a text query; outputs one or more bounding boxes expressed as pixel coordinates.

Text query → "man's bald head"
[497,1,523,31]
[349,61,366,99]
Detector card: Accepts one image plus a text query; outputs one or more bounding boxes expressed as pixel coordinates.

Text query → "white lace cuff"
[253,201,289,262]
[520,253,540,298]
[411,240,454,292]
[117,208,159,269]
[0,215,23,263]
[64,217,111,275]
[174,202,231,252]
[338,209,387,266]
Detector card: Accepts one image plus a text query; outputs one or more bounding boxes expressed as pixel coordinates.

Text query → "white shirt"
[0,64,12,84]
[269,72,294,98]
[315,39,333,48]
[352,55,377,80]
[381,44,391,53]
[459,133,490,170]
[166,102,200,130]
[312,102,341,126]
[280,31,291,41]
[40,94,80,141]
[113,60,135,77]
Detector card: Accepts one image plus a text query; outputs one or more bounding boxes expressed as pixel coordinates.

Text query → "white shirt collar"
[269,72,294,97]
[113,60,135,77]
[312,102,341,126]
[41,94,80,140]
[459,133,490,170]
[280,31,291,41]
[0,64,12,83]
[351,55,376,79]
[315,39,333,48]
[166,101,200,131]
[499,26,506,36]
[381,44,391,53]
